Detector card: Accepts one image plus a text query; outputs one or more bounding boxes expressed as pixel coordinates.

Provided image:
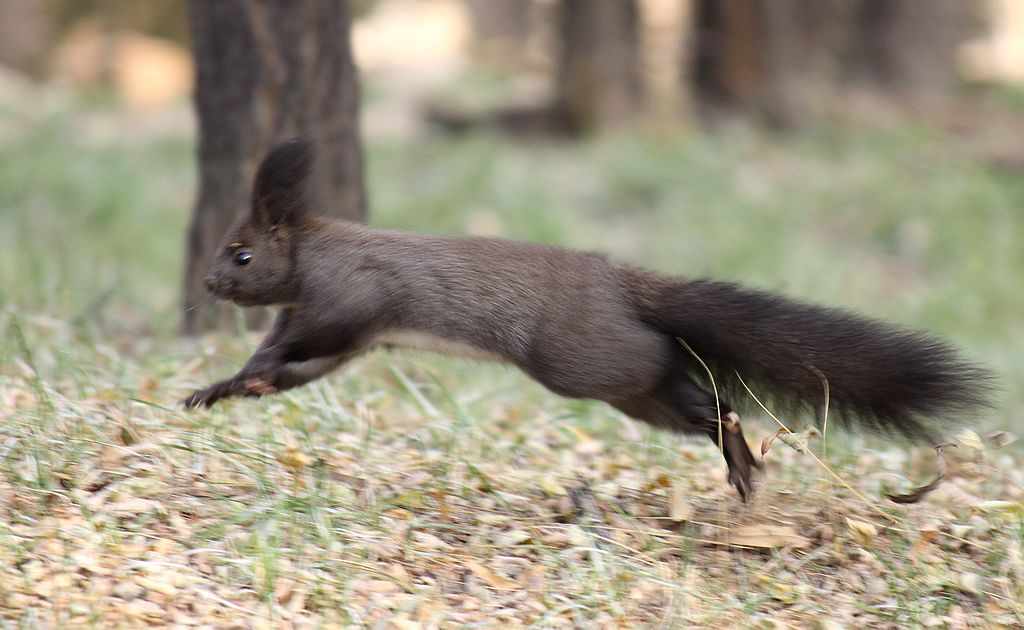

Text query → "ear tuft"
[251,138,314,227]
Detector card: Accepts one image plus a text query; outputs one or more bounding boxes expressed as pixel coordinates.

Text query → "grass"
[1,91,1023,626]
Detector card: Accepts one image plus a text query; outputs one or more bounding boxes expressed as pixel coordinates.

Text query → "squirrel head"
[203,139,314,307]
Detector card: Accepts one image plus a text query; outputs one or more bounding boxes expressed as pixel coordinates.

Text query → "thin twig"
[734,372,898,524]
[806,364,830,463]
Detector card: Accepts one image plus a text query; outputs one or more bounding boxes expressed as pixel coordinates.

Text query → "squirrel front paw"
[182,380,237,409]
[183,377,278,409]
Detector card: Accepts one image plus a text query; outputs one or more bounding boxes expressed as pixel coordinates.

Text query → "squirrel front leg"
[183,310,364,409]
[183,311,295,409]
[182,345,287,408]
[184,350,359,408]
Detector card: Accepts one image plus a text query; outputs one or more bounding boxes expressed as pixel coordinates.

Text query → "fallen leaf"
[955,429,985,454]
[108,497,161,516]
[70,549,108,575]
[846,518,878,546]
[950,524,972,539]
[496,529,532,546]
[477,513,510,527]
[134,574,177,597]
[413,531,450,551]
[761,426,819,458]
[575,438,604,456]
[976,501,1024,521]
[720,524,811,550]
[754,572,799,604]
[541,475,565,497]
[887,444,951,504]
[563,425,593,443]
[418,602,442,624]
[566,525,589,546]
[919,524,940,544]
[519,564,546,592]
[388,563,412,587]
[958,571,983,595]
[276,447,311,471]
[429,490,451,522]
[779,426,819,453]
[120,599,166,620]
[275,578,295,604]
[118,424,140,446]
[641,473,672,492]
[352,579,401,595]
[669,480,692,522]
[466,561,517,590]
[760,428,787,459]
[987,431,1017,449]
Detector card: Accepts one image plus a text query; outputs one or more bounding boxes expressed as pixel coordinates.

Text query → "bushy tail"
[636,278,993,442]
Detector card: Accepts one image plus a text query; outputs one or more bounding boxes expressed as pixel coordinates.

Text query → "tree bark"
[687,0,969,128]
[689,0,762,122]
[852,0,967,96]
[182,0,365,335]
[0,0,48,74]
[555,0,642,134]
[425,0,642,137]
[464,0,532,68]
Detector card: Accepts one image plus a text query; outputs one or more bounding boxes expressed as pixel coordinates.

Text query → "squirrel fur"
[184,139,993,501]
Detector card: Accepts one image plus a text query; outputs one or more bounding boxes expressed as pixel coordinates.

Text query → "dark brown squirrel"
[183,138,993,501]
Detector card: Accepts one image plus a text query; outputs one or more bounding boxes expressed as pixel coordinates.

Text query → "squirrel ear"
[250,138,314,228]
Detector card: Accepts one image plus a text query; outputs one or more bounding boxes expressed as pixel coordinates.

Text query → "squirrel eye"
[234,251,253,266]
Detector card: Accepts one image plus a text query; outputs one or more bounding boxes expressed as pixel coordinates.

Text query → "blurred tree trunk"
[181,0,366,335]
[850,0,967,95]
[688,0,969,128]
[0,0,49,74]
[689,0,760,122]
[427,0,642,136]
[555,0,642,133]
[465,0,532,67]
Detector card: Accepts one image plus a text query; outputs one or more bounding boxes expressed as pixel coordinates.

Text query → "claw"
[720,417,764,502]
[182,383,226,409]
[730,468,753,502]
[729,461,764,502]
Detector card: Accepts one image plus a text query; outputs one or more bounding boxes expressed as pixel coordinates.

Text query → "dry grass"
[2,319,1022,627]
[2,83,1024,626]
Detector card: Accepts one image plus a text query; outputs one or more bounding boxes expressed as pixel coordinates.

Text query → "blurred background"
[0,0,1021,430]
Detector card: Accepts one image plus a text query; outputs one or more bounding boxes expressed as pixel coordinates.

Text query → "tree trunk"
[689,0,854,128]
[852,0,967,96]
[689,0,762,122]
[425,0,642,136]
[181,0,366,335]
[555,0,642,134]
[464,0,532,68]
[687,0,968,128]
[0,0,48,74]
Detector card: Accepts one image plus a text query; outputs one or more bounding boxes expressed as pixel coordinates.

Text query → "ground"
[1,87,1023,627]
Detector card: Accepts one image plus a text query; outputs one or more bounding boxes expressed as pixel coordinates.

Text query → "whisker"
[185,293,215,313]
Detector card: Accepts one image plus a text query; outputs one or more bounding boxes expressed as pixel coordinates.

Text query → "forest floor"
[2,86,1024,627]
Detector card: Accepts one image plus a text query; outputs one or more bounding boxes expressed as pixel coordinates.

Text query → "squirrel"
[184,138,993,501]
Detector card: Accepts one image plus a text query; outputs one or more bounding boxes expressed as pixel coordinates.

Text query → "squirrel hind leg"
[663,375,764,501]
[610,376,763,502]
[714,417,762,502]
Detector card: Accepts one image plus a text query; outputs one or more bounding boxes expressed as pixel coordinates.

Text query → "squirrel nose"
[203,274,217,292]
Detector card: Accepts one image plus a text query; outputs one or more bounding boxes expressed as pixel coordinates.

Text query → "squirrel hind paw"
[729,461,764,503]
